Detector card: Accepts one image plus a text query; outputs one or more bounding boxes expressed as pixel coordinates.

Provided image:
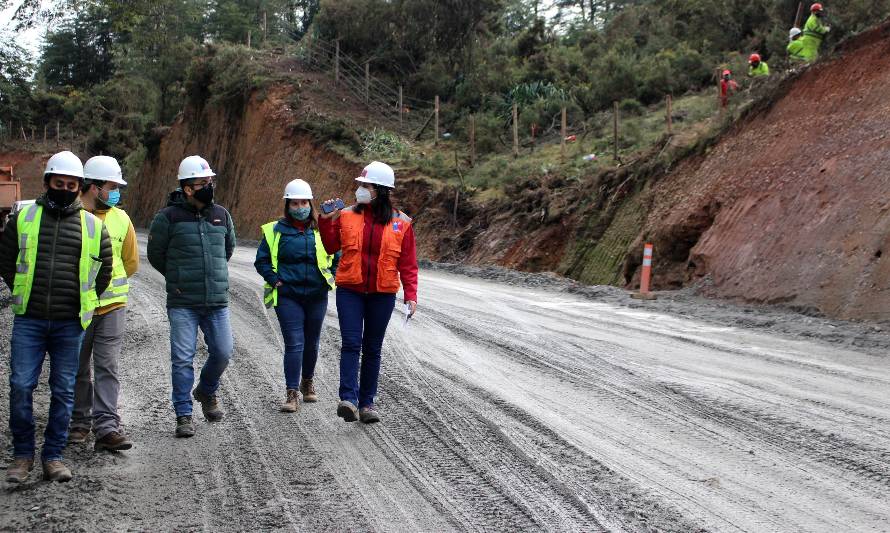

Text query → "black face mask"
[46,187,79,209]
[192,183,214,205]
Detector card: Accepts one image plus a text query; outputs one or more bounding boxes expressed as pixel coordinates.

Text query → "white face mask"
[355,186,373,204]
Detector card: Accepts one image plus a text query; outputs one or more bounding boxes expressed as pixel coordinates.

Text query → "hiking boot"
[193,388,224,422]
[359,405,381,424]
[299,378,318,403]
[67,427,90,444]
[281,389,301,413]
[5,457,34,483]
[94,431,133,452]
[42,460,72,482]
[175,416,195,438]
[336,400,359,422]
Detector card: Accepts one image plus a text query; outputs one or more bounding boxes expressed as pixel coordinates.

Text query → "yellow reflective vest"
[97,207,132,306]
[11,204,104,329]
[260,221,335,308]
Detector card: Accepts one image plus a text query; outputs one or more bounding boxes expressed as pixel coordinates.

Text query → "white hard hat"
[84,156,127,186]
[356,161,395,188]
[44,150,84,180]
[789,27,802,39]
[283,178,313,199]
[177,155,216,181]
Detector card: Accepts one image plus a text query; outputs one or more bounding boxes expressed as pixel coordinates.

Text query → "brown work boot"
[67,427,90,444]
[299,378,318,403]
[5,457,34,483]
[42,460,73,482]
[94,431,133,452]
[280,389,301,413]
[193,388,224,422]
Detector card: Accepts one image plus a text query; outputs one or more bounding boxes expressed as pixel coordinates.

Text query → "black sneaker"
[336,400,359,422]
[359,405,380,424]
[193,388,224,422]
[175,416,195,438]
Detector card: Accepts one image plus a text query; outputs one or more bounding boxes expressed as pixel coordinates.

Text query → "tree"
[39,6,115,89]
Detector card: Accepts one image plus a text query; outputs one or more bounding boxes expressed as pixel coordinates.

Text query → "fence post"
[512,102,519,158]
[613,101,619,163]
[398,85,403,128]
[560,107,567,162]
[434,95,440,145]
[262,9,268,45]
[247,30,251,48]
[20,125,26,141]
[56,121,60,147]
[334,40,340,85]
[469,114,476,168]
[666,94,673,135]
[716,68,722,113]
[43,124,47,144]
[364,62,370,105]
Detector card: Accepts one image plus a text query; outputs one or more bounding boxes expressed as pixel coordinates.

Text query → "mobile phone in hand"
[321,199,345,214]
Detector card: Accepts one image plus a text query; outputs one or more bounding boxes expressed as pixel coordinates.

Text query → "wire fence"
[293,35,436,138]
[0,120,86,153]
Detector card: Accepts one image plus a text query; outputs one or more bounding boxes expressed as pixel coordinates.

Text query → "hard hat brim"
[44,171,85,180]
[283,194,313,199]
[86,175,128,186]
[356,176,394,187]
[177,171,216,180]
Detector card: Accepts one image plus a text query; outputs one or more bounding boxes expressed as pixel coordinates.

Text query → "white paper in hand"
[403,303,412,327]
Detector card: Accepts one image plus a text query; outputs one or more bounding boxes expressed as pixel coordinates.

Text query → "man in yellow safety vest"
[68,156,139,452]
[0,151,113,483]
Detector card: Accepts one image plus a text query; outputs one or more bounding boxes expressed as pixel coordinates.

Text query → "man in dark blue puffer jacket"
[147,155,236,438]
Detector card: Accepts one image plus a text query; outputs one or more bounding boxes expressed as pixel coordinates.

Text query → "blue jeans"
[336,288,396,408]
[8,316,84,461]
[168,307,234,417]
[274,295,328,390]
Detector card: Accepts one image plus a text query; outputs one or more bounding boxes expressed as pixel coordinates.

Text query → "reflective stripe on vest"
[98,207,131,306]
[260,222,335,309]
[335,208,411,293]
[11,204,104,329]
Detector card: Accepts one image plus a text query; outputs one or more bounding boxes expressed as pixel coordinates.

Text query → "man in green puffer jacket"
[147,155,236,438]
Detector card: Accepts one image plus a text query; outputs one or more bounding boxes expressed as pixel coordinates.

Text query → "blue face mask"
[289,207,311,221]
[101,189,121,208]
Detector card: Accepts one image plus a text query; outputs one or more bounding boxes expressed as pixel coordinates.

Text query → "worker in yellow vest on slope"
[0,151,113,483]
[748,54,769,77]
[787,27,807,63]
[799,3,830,62]
[69,156,139,452]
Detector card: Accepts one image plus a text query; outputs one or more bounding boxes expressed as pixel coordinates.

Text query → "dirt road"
[2,240,889,532]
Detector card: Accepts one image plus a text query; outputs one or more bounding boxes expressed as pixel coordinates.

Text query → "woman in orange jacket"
[319,161,418,424]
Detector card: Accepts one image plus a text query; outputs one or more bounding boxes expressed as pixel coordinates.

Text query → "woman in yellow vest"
[255,179,336,413]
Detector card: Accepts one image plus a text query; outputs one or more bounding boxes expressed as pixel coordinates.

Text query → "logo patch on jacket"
[213,219,222,224]
[392,221,400,232]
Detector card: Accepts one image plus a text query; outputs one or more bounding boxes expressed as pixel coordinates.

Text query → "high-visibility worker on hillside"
[0,151,113,483]
[68,156,138,452]
[318,161,419,424]
[254,178,339,413]
[747,54,769,77]
[787,27,807,62]
[799,3,830,62]
[720,70,739,108]
[147,155,236,438]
